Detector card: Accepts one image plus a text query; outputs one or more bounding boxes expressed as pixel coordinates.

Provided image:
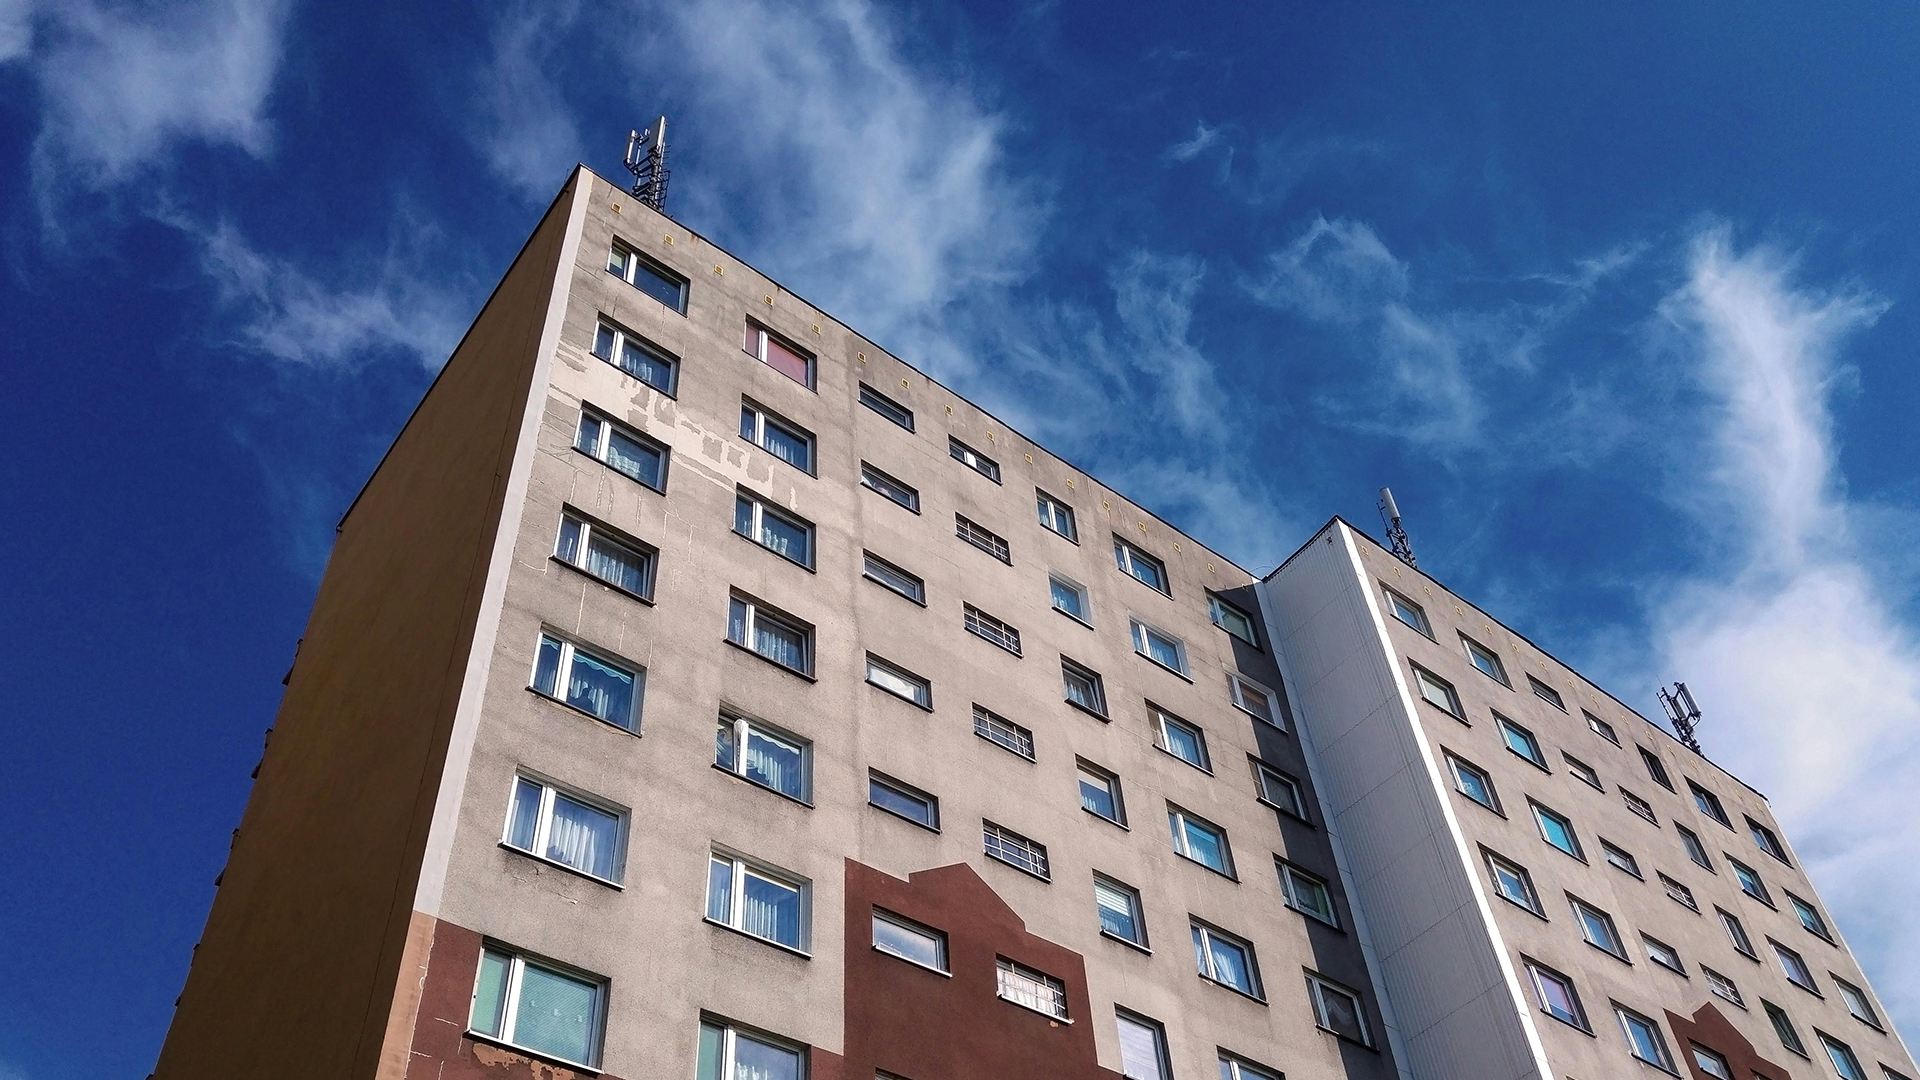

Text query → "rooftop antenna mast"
[625,117,671,214]
[1659,682,1705,755]
[1378,487,1417,568]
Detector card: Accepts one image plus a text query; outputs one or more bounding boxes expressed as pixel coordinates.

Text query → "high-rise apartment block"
[155,166,1915,1080]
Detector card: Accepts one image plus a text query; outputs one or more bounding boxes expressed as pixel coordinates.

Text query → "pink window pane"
[744,323,759,354]
[764,335,811,386]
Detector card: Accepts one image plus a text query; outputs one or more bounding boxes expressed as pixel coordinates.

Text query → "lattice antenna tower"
[1659,682,1705,755]
[1378,487,1417,568]
[625,117,671,214]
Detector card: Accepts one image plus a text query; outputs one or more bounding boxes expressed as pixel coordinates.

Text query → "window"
[868,771,938,830]
[1527,675,1566,710]
[996,958,1068,1018]
[1692,1044,1735,1080]
[469,946,605,1068]
[1254,760,1308,821]
[734,491,814,568]
[605,241,687,312]
[1836,978,1882,1028]
[1278,859,1338,926]
[592,317,678,393]
[1116,1010,1172,1080]
[504,776,624,883]
[742,321,813,387]
[1730,857,1771,904]
[1154,706,1210,770]
[983,821,1049,879]
[1036,489,1078,541]
[956,514,1011,563]
[1192,921,1262,998]
[862,551,925,604]
[1079,760,1126,825]
[1660,873,1699,912]
[974,704,1035,760]
[1563,753,1602,790]
[738,401,815,472]
[1412,664,1464,718]
[1131,619,1188,676]
[1532,802,1583,859]
[1719,908,1756,958]
[1306,974,1372,1045]
[1168,806,1233,876]
[1447,752,1502,812]
[1773,940,1817,992]
[872,910,947,972]
[1615,1004,1676,1071]
[1600,839,1641,877]
[1689,781,1731,827]
[532,633,641,730]
[1218,1051,1283,1080]
[1209,594,1258,646]
[1764,999,1807,1057]
[1885,1068,1916,1080]
[949,436,1001,482]
[1678,825,1713,870]
[1096,875,1148,947]
[1748,817,1790,864]
[1570,895,1626,959]
[1623,788,1658,824]
[706,852,808,951]
[963,604,1022,655]
[860,462,920,511]
[1228,673,1284,728]
[715,712,810,802]
[1113,537,1169,595]
[1049,574,1091,624]
[1500,716,1548,769]
[1383,586,1432,636]
[1524,959,1590,1031]
[1061,657,1108,717]
[555,511,656,598]
[866,654,931,709]
[1484,849,1542,914]
[696,1019,804,1080]
[1644,934,1684,973]
[727,594,812,675]
[1822,1033,1869,1080]
[1462,635,1509,685]
[859,382,914,430]
[1585,709,1620,744]
[1704,966,1745,1008]
[1639,746,1675,790]
[1789,893,1832,941]
[575,408,667,490]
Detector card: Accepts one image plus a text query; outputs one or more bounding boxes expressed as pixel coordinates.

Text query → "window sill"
[591,351,681,400]
[1099,930,1152,955]
[1285,903,1344,933]
[734,530,819,574]
[1649,960,1687,978]
[1118,570,1173,600]
[866,679,934,712]
[869,801,941,833]
[1153,743,1213,775]
[569,445,667,493]
[1235,703,1288,733]
[1455,793,1507,819]
[1538,1011,1596,1037]
[1134,651,1193,683]
[863,573,928,607]
[463,1030,602,1075]
[498,842,626,890]
[1418,697,1470,725]
[960,541,1013,566]
[1173,853,1237,882]
[1052,605,1094,629]
[1042,528,1080,546]
[873,945,953,978]
[1583,940,1632,966]
[964,626,1023,657]
[1313,1026,1378,1053]
[702,917,811,959]
[524,687,641,737]
[1198,975,1267,1005]
[975,731,1037,762]
[984,852,1051,882]
[997,995,1072,1023]
[722,638,817,682]
[1626,1053,1681,1077]
[710,763,813,808]
[1506,748,1552,774]
[1063,698,1110,723]
[1257,796,1314,828]
[1082,807,1129,831]
[549,555,656,604]
[1494,893,1550,922]
[738,440,819,479]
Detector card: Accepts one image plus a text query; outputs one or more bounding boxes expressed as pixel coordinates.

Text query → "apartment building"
[152,164,1912,1080]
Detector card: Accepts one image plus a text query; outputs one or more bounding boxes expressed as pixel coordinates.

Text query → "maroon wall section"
[1667,1002,1794,1080]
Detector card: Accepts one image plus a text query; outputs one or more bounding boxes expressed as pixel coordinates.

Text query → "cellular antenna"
[1659,682,1704,755]
[625,117,671,214]
[1378,487,1417,568]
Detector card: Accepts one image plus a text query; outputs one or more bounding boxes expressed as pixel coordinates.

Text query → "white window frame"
[1036,488,1078,542]
[739,400,816,474]
[866,653,931,709]
[1061,657,1108,717]
[1077,760,1125,826]
[1228,672,1284,728]
[1661,873,1699,912]
[949,436,1001,482]
[742,320,815,388]
[1584,709,1620,744]
[973,704,1035,760]
[554,510,656,599]
[1412,664,1463,717]
[1623,788,1659,824]
[1254,759,1308,821]
[996,957,1069,1019]
[705,850,811,954]
[733,490,815,568]
[1788,892,1832,941]
[1113,537,1170,596]
[1834,977,1882,1029]
[1569,894,1625,959]
[591,315,680,393]
[1678,824,1714,870]
[861,551,925,604]
[605,240,688,313]
[574,406,668,491]
[501,774,627,885]
[698,1018,806,1080]
[1382,585,1432,637]
[1049,572,1092,625]
[1116,1010,1171,1080]
[1191,920,1263,999]
[871,909,949,974]
[714,711,812,802]
[1692,1043,1735,1080]
[1821,1033,1868,1080]
[1720,908,1757,958]
[1278,858,1339,927]
[1772,939,1817,992]
[1703,965,1745,1009]
[1095,875,1148,948]
[1644,933,1684,973]
[1730,856,1772,904]
[1531,800,1584,859]
[1499,715,1547,769]
[860,461,920,512]
[1524,958,1590,1031]
[1130,618,1189,676]
[531,632,641,730]
[858,381,914,429]
[983,820,1050,880]
[1208,593,1258,646]
[1484,848,1542,915]
[1219,1053,1282,1080]
[727,594,812,676]
[1563,753,1603,790]
[1527,674,1566,711]
[963,603,1023,656]
[1689,780,1732,828]
[1461,634,1509,685]
[1168,806,1233,877]
[868,770,939,831]
[955,513,1012,564]
[1153,705,1210,771]
[1764,999,1807,1057]
[1615,1003,1676,1070]
[468,946,607,1069]
[1640,745,1675,790]
[1445,751,1501,813]
[1749,816,1790,864]
[1601,839,1641,878]
[1306,973,1373,1046]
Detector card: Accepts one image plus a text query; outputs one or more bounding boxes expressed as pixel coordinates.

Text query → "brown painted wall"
[1668,1003,1795,1080]
[152,176,580,1080]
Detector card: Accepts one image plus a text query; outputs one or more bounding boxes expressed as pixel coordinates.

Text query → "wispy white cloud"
[472,0,584,202]
[0,0,32,62]
[1164,121,1223,163]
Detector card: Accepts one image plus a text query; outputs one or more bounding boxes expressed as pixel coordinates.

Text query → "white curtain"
[547,796,616,879]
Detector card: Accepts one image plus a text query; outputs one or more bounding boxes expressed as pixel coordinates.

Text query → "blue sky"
[3,1,1919,1075]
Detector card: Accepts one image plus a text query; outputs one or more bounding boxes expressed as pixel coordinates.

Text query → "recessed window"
[1306,974,1372,1046]
[1764,999,1807,1057]
[1527,675,1566,711]
[963,603,1022,656]
[734,491,814,568]
[1584,709,1619,744]
[1278,859,1338,926]
[1692,1043,1735,1080]
[469,945,606,1068]
[575,407,667,491]
[1168,805,1233,876]
[997,958,1069,1019]
[1532,802,1583,859]
[1678,825,1713,870]
[1622,788,1658,824]
[1639,746,1675,791]
[872,909,948,973]
[555,510,656,598]
[1570,895,1626,959]
[1095,875,1148,947]
[1821,1032,1869,1080]
[1563,753,1602,790]
[1836,977,1881,1029]
[1644,934,1683,973]
[1788,892,1832,942]
[1500,716,1548,769]
[726,594,812,676]
[1209,594,1258,646]
[742,320,814,388]
[1228,673,1284,728]
[1218,1051,1283,1080]
[1748,817,1790,864]
[1153,706,1209,771]
[1036,489,1077,541]
[1773,940,1818,992]
[532,633,641,730]
[1660,873,1699,912]
[862,551,925,604]
[1254,759,1308,821]
[714,711,810,802]
[860,462,920,512]
[956,513,1011,564]
[1191,920,1262,998]
[695,1019,803,1080]
[1730,857,1771,904]
[503,775,625,884]
[1078,759,1126,825]
[1412,664,1463,718]
[868,771,938,830]
[1383,586,1432,637]
[1115,1010,1172,1080]
[1061,657,1108,717]
[1719,907,1757,958]
[738,400,815,473]
[1615,1004,1676,1071]
[1446,752,1501,813]
[1462,635,1508,685]
[1131,619,1188,676]
[1114,537,1169,595]
[983,821,1049,879]
[1524,959,1589,1031]
[592,316,679,394]
[1600,839,1641,878]
[1483,848,1542,915]
[866,654,931,709]
[1046,573,1091,624]
[706,851,808,952]
[949,436,1001,482]
[859,382,914,430]
[1703,965,1745,1009]
[1689,780,1732,827]
[605,241,687,313]
[974,704,1035,760]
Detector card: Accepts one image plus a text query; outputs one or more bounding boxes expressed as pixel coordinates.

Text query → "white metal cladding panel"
[1402,988,1539,1080]
[1326,761,1443,888]
[1378,906,1508,1038]
[1356,824,1473,947]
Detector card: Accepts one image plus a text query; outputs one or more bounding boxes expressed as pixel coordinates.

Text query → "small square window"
[1228,673,1284,728]
[1462,635,1508,685]
[1678,824,1714,870]
[469,946,607,1068]
[1306,974,1372,1046]
[1764,999,1807,1057]
[1563,753,1602,790]
[1049,573,1092,624]
[726,594,812,676]
[1570,895,1626,959]
[862,551,925,604]
[1383,586,1432,637]
[1772,940,1818,992]
[1643,933,1684,973]
[963,603,1023,656]
[1278,859,1339,926]
[1035,489,1078,541]
[1689,780,1732,827]
[734,491,815,568]
[1218,1052,1282,1080]
[1703,965,1746,1009]
[592,316,679,394]
[983,821,1049,880]
[1526,675,1566,710]
[1153,706,1210,771]
[1835,977,1882,1029]
[696,1019,804,1080]
[1622,788,1659,824]
[742,321,814,388]
[714,711,811,802]
[859,382,914,430]
[1061,657,1108,717]
[1114,537,1170,595]
[1788,892,1832,942]
[605,241,687,313]
[997,958,1070,1019]
[1600,839,1641,878]
[1483,848,1542,915]
[1524,959,1590,1031]
[555,510,657,599]
[1131,619,1189,676]
[1719,908,1757,958]
[1412,664,1464,718]
[973,704,1035,760]
[1661,873,1699,912]
[1532,801,1583,859]
[575,407,668,491]
[1116,1010,1172,1080]
[860,461,920,512]
[1078,759,1126,825]
[503,775,626,884]
[738,400,815,474]
[1730,857,1772,904]
[956,513,1012,564]
[1209,594,1258,646]
[1192,920,1263,998]
[532,632,642,730]
[1446,752,1501,813]
[872,909,948,972]
[1254,759,1308,821]
[1692,1043,1735,1080]
[868,771,938,830]
[1615,1004,1676,1070]
[1499,715,1547,768]
[1748,816,1790,864]
[1639,746,1675,790]
[949,436,1001,483]
[1584,709,1619,744]
[866,654,931,709]
[1168,805,1233,876]
[1095,875,1148,947]
[706,851,809,952]
[1821,1032,1869,1080]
